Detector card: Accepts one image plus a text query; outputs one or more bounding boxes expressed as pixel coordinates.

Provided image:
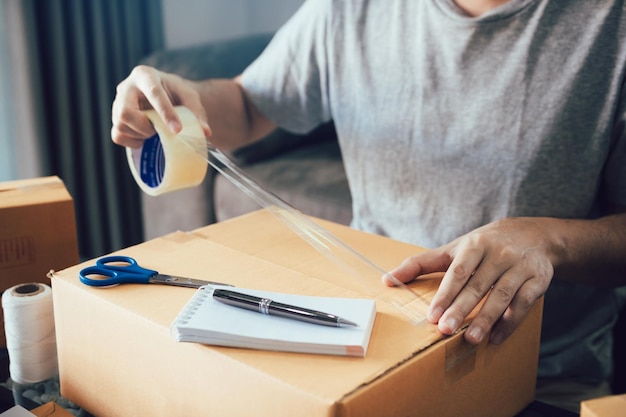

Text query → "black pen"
[212,289,358,328]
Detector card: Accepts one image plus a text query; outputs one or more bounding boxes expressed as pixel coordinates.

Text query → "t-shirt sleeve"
[240,0,333,134]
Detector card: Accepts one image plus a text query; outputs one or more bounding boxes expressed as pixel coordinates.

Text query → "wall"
[162,0,303,49]
[0,1,43,182]
[0,4,16,181]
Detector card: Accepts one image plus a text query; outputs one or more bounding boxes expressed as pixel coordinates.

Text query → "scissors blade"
[149,274,232,288]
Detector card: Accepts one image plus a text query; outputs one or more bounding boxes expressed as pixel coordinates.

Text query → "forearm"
[548,211,626,286]
[194,77,275,151]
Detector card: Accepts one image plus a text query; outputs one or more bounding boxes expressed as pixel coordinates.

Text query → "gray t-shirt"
[241,0,626,383]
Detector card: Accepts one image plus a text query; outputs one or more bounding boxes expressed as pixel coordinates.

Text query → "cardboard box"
[51,210,542,417]
[581,394,626,417]
[0,176,78,346]
[31,402,75,417]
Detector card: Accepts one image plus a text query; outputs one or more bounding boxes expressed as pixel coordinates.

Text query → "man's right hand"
[111,65,212,148]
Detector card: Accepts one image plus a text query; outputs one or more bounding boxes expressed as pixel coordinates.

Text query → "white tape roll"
[2,283,58,384]
[127,106,209,196]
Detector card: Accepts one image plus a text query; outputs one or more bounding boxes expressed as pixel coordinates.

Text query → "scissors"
[79,255,232,288]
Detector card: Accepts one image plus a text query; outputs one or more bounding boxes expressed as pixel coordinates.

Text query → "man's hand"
[386,217,555,345]
[111,65,212,148]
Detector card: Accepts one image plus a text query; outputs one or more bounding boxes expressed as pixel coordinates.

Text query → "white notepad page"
[170,285,377,357]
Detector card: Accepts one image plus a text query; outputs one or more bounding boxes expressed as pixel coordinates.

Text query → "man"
[112,0,626,411]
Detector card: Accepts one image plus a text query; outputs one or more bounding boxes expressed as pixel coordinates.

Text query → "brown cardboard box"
[31,402,75,417]
[0,176,78,346]
[580,394,626,417]
[51,210,542,417]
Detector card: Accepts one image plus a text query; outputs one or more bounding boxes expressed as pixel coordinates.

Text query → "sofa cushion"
[229,121,337,164]
[215,139,352,225]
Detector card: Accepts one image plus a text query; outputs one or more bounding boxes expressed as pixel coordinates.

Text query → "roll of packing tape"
[2,283,58,384]
[127,106,209,196]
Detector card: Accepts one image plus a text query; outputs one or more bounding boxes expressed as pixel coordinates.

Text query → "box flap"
[0,176,71,209]
[31,402,75,417]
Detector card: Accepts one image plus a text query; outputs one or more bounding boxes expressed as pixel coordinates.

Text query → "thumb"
[383,248,452,287]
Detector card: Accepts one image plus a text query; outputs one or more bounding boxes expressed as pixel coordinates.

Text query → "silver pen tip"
[338,318,359,327]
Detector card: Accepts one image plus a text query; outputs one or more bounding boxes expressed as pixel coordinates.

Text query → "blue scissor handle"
[79,256,158,287]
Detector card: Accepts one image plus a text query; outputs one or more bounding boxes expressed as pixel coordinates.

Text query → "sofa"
[139,34,352,240]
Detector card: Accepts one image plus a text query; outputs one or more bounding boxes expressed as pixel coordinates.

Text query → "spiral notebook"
[170,286,377,357]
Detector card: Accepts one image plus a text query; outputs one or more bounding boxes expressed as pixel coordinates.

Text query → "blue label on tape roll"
[140,134,165,188]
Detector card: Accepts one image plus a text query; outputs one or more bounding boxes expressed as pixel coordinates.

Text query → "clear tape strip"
[179,136,429,325]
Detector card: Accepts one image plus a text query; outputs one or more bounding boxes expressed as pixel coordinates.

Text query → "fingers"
[385,218,553,346]
[134,67,212,138]
[488,278,544,344]
[382,248,452,287]
[111,65,212,148]
[111,67,163,147]
[169,83,212,138]
[427,243,485,325]
[132,66,182,134]
[460,265,528,344]
[433,248,550,345]
[111,99,157,148]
